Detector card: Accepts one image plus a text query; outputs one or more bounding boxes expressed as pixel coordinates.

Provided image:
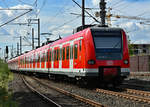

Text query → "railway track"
[95,88,150,104]
[21,75,62,107]
[125,88,150,97]
[130,72,150,76]
[122,82,150,89]
[32,77,105,107]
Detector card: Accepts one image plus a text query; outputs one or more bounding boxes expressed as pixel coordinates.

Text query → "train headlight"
[124,60,128,64]
[88,60,95,65]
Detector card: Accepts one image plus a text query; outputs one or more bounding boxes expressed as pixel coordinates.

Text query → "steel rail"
[130,72,150,76]
[125,88,150,97]
[96,88,150,104]
[21,75,62,107]
[33,77,105,107]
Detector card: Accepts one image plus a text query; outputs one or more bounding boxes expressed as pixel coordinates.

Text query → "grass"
[0,59,18,107]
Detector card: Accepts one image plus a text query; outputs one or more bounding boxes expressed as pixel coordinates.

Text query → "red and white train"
[8,27,130,86]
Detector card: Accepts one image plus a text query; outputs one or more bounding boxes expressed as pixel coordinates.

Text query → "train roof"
[90,27,123,32]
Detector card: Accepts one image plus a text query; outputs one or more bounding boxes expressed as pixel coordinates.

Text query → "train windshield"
[92,30,122,60]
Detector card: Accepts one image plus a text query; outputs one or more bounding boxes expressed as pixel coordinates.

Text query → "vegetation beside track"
[0,59,17,107]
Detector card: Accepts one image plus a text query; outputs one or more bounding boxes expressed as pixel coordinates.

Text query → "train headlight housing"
[88,60,95,65]
[124,60,128,64]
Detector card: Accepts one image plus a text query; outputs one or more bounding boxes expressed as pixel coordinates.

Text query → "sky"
[0,0,150,58]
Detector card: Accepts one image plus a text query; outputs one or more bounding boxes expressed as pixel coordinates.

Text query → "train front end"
[85,27,130,85]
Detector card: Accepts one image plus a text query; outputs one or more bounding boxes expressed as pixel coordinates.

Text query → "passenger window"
[79,40,82,51]
[47,51,49,62]
[74,44,78,59]
[43,53,45,62]
[40,54,42,62]
[41,53,45,62]
[51,50,53,61]
[49,51,51,61]
[57,49,59,60]
[63,47,65,60]
[70,46,72,59]
[38,54,40,62]
[60,48,62,60]
[54,50,57,61]
[66,46,69,60]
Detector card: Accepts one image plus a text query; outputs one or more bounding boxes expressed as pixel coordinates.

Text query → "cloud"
[50,25,73,40]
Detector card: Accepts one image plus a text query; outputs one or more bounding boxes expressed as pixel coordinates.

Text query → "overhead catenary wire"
[110,0,125,8]
[0,9,32,28]
[49,15,81,32]
[36,0,46,16]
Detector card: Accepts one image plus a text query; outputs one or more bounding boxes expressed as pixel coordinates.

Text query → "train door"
[35,53,37,68]
[33,53,35,68]
[25,56,26,68]
[31,54,34,68]
[26,56,28,68]
[40,51,42,69]
[49,49,52,68]
[78,40,82,68]
[62,46,66,68]
[62,44,70,68]
[70,42,73,70]
[41,51,45,68]
[45,50,47,69]
[51,48,54,70]
[37,52,40,68]
[30,55,32,68]
[59,45,62,69]
[73,41,79,68]
[66,45,70,69]
[46,49,49,68]
[54,47,59,69]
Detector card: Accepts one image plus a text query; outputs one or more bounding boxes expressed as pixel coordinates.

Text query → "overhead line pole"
[38,19,40,47]
[20,36,22,55]
[82,0,85,28]
[17,42,19,56]
[32,28,34,50]
[72,0,100,23]
[100,0,106,26]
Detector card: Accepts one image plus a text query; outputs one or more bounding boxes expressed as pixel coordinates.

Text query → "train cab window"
[79,40,82,51]
[66,46,69,60]
[63,47,65,60]
[74,44,78,59]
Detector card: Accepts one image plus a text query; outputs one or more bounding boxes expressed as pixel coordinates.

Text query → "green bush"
[0,59,18,107]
